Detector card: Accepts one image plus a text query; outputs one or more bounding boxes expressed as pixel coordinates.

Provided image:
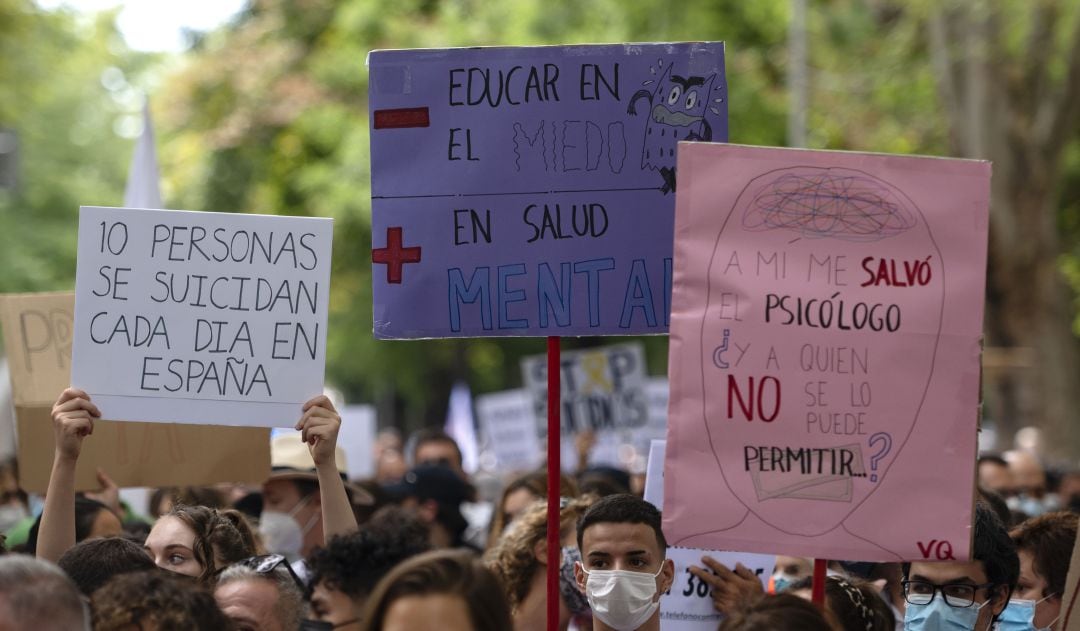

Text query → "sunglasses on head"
[233,554,305,590]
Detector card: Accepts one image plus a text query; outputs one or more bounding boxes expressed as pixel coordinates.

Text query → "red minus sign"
[374,107,430,129]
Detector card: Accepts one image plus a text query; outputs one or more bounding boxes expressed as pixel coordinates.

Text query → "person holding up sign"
[36,388,358,584]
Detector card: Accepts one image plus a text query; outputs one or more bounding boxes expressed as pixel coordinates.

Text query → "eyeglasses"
[901,579,996,608]
[234,554,305,590]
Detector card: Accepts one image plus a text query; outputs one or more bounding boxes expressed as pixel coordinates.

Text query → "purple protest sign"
[368,43,726,338]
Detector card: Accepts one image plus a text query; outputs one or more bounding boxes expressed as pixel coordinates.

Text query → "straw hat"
[265,434,374,506]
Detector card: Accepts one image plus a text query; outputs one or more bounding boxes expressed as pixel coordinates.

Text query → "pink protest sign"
[664,143,989,562]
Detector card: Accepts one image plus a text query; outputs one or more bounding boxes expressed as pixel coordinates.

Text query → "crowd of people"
[0,387,1076,630]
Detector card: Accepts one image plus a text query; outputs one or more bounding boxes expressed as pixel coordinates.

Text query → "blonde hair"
[484,495,594,611]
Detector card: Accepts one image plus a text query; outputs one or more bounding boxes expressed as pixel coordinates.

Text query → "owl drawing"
[627,63,716,194]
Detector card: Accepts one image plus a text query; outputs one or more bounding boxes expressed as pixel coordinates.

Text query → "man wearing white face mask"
[573,494,675,631]
[261,434,374,563]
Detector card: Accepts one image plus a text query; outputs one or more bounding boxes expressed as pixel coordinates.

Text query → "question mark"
[712,329,731,369]
[867,432,892,482]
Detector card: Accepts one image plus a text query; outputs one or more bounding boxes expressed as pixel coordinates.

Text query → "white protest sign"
[644,439,667,505]
[644,439,774,630]
[340,404,377,479]
[522,343,650,471]
[522,342,648,435]
[72,206,332,427]
[640,377,669,451]
[475,389,543,472]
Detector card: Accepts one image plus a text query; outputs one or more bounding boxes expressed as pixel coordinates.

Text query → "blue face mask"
[904,596,988,631]
[771,572,799,593]
[998,596,1057,631]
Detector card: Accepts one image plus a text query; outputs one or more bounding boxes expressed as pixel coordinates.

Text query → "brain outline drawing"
[740,167,917,242]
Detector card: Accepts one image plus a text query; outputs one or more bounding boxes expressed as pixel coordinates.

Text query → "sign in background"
[72,206,333,427]
[340,404,377,480]
[644,440,774,630]
[0,292,270,492]
[665,143,990,561]
[522,343,663,470]
[369,42,726,338]
[475,388,543,472]
[475,380,667,473]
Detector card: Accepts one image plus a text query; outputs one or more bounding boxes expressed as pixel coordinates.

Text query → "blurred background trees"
[2,0,1079,457]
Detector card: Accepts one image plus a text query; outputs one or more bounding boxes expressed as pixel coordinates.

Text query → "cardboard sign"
[664,144,989,561]
[475,389,543,472]
[644,439,774,630]
[368,42,726,338]
[0,292,270,492]
[72,206,333,427]
[0,291,74,407]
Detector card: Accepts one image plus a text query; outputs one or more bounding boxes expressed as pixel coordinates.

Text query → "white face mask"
[0,502,28,533]
[259,494,317,561]
[580,562,664,631]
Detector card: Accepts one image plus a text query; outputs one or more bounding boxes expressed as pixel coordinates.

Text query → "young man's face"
[574,522,674,595]
[1016,549,1060,629]
[907,560,1008,629]
[414,441,465,478]
[309,580,363,631]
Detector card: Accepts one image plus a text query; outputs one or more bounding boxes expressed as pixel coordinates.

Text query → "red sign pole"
[546,336,561,631]
[811,558,827,607]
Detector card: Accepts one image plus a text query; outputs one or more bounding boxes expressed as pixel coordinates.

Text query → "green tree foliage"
[156,0,793,427]
[7,0,1079,442]
[0,0,153,292]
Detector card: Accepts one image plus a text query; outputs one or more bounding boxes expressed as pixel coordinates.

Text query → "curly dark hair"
[167,504,258,584]
[91,570,233,630]
[306,506,431,599]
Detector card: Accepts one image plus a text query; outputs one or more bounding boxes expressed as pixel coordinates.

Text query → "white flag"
[444,381,479,474]
[123,99,163,209]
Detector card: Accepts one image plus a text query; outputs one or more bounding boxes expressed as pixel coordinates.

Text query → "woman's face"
[502,488,540,529]
[382,594,473,631]
[1016,549,1061,629]
[144,515,202,577]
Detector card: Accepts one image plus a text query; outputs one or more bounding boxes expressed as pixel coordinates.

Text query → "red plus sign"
[372,226,422,284]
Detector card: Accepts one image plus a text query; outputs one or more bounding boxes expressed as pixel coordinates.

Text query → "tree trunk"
[929,1,1080,461]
